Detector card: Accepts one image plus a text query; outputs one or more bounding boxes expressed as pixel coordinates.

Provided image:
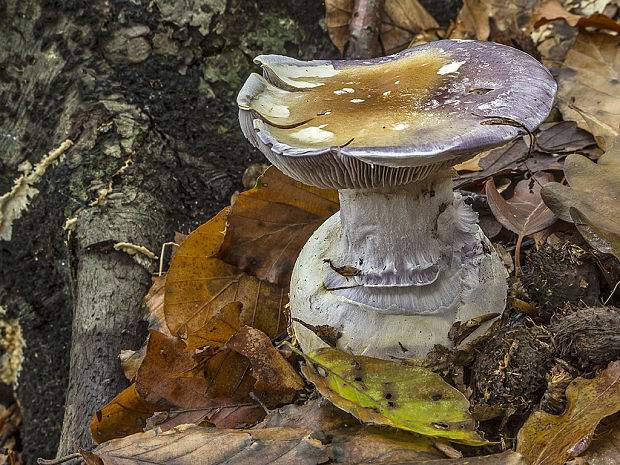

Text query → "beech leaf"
[86,412,525,465]
[297,346,490,445]
[541,139,620,259]
[227,325,304,407]
[136,330,226,408]
[90,384,161,445]
[556,31,620,145]
[83,425,330,465]
[164,207,287,341]
[184,301,243,351]
[517,361,620,465]
[486,174,557,239]
[217,166,339,287]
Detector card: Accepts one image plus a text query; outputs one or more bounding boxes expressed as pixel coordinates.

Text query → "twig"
[603,280,620,305]
[37,453,81,465]
[472,113,541,187]
[159,241,179,276]
[345,0,386,59]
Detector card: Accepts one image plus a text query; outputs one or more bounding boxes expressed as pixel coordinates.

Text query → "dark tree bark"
[0,1,337,463]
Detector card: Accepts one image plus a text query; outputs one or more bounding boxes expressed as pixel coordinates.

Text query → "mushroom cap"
[238,40,557,189]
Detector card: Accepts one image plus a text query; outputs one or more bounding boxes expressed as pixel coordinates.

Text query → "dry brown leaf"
[148,403,265,432]
[566,416,620,465]
[486,173,557,236]
[454,121,592,187]
[141,275,170,335]
[451,0,542,58]
[186,346,255,400]
[119,346,146,382]
[227,325,304,407]
[164,207,287,341]
[486,173,557,270]
[517,361,620,465]
[184,301,242,351]
[531,0,620,32]
[535,121,598,154]
[90,384,161,445]
[380,0,440,54]
[217,167,339,287]
[258,398,357,430]
[135,330,219,408]
[325,0,439,55]
[542,140,620,259]
[452,0,541,39]
[556,31,620,144]
[451,0,491,40]
[84,425,330,465]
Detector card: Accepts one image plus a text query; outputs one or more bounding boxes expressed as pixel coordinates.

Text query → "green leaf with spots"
[297,346,490,446]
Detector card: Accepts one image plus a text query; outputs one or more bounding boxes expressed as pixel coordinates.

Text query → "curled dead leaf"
[227,325,304,407]
[164,207,287,340]
[517,361,620,465]
[90,384,161,445]
[486,173,557,271]
[217,166,339,287]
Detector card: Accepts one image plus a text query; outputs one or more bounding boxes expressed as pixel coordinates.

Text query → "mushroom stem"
[324,169,481,314]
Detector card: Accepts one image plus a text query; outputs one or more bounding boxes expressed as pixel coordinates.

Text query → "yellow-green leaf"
[298,346,490,445]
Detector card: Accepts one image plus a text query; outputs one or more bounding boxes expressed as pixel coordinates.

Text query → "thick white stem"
[323,169,480,315]
[335,170,455,286]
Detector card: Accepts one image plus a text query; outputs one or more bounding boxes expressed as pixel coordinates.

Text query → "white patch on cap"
[258,102,290,118]
[334,87,355,95]
[350,99,365,103]
[259,62,340,88]
[437,61,466,75]
[290,126,335,143]
[383,91,391,96]
[391,123,409,130]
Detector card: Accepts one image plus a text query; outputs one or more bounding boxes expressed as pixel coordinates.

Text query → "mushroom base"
[290,198,507,360]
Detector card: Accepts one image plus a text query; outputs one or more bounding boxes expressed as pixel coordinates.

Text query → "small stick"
[603,280,620,305]
[472,112,541,187]
[158,241,179,276]
[37,453,82,465]
[345,0,386,59]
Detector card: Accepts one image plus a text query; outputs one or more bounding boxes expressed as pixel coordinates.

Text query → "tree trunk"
[57,193,164,455]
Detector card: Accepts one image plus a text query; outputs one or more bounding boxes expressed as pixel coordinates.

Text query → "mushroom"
[237,40,556,359]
